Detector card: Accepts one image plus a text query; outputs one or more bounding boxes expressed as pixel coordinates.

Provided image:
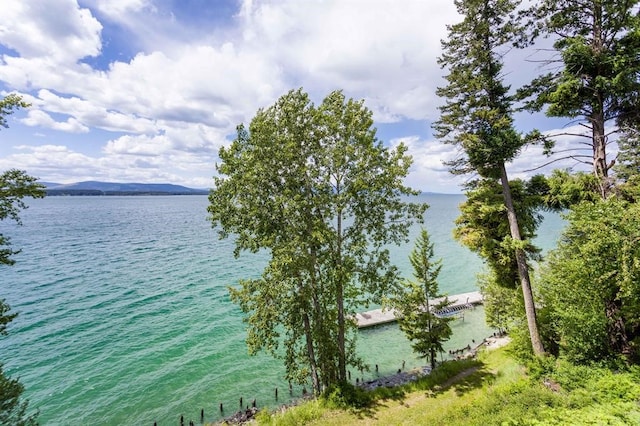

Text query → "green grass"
[252,346,640,425]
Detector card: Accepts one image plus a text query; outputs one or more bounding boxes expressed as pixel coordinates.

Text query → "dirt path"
[435,366,481,391]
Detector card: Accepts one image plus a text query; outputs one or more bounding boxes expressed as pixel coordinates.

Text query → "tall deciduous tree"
[0,93,42,425]
[208,89,426,394]
[521,0,640,198]
[389,229,452,369]
[434,0,545,355]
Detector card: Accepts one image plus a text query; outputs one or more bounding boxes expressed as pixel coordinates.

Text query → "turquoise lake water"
[0,194,564,425]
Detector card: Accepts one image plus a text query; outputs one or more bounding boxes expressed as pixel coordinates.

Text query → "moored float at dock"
[355,291,483,329]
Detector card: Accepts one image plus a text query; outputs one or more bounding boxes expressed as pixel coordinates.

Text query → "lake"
[0,194,564,425]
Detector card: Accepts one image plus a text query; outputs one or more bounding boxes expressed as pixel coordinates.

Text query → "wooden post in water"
[275,387,278,400]
[239,397,243,408]
[219,403,223,412]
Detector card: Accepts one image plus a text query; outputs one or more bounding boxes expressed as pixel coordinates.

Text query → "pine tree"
[434,0,545,355]
[390,229,452,369]
[521,0,640,198]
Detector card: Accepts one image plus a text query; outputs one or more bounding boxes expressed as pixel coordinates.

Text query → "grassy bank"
[249,345,640,425]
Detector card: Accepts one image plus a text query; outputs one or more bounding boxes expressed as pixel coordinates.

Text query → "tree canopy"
[539,199,640,363]
[521,0,640,197]
[208,89,426,393]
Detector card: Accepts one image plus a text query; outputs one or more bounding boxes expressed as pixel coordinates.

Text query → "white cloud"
[91,0,153,18]
[239,0,458,122]
[1,0,459,132]
[0,0,584,194]
[0,0,102,63]
[21,110,89,133]
[0,143,215,188]
[391,136,467,193]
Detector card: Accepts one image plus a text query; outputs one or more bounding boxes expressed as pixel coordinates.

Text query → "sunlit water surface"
[0,194,564,425]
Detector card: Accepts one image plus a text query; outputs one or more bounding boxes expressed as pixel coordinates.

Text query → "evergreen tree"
[390,229,452,369]
[521,0,640,198]
[209,89,426,394]
[434,0,545,355]
[613,129,640,201]
[454,178,544,289]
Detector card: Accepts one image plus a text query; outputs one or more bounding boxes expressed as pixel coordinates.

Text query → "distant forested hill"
[43,181,209,196]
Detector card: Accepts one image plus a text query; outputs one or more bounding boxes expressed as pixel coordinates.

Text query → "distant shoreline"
[45,189,209,196]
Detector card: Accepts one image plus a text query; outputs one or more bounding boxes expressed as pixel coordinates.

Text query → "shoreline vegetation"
[216,333,510,425]
[218,335,640,425]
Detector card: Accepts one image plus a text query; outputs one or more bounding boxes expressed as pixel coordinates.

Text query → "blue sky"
[0,0,592,193]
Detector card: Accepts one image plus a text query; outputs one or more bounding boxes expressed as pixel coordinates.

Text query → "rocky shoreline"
[219,334,509,424]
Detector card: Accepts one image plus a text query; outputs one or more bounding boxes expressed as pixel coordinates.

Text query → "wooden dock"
[355,291,483,329]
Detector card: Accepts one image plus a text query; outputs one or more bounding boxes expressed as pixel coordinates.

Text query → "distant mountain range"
[43,181,209,196]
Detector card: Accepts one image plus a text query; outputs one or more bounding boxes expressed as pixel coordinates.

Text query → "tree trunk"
[499,163,546,356]
[302,311,321,394]
[591,3,610,199]
[605,299,632,361]
[336,212,347,383]
[592,110,609,198]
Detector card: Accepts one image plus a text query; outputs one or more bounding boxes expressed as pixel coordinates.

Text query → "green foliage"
[0,94,29,129]
[209,89,426,393]
[455,179,544,288]
[541,169,601,209]
[0,94,41,425]
[521,0,640,190]
[322,382,373,409]
[388,229,453,369]
[0,169,46,266]
[0,301,38,426]
[260,349,640,425]
[0,364,38,426]
[613,129,640,201]
[434,0,537,178]
[614,130,640,182]
[255,399,327,426]
[431,356,640,426]
[1,94,46,266]
[538,198,640,363]
[0,299,18,336]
